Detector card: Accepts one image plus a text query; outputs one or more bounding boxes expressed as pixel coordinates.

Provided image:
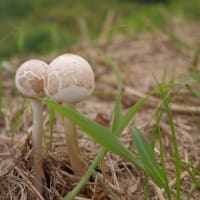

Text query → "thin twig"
[15,166,45,200]
[125,86,200,114]
[151,181,166,200]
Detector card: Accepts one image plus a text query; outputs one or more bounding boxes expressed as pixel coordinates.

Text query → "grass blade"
[62,53,145,199]
[112,95,121,132]
[155,78,181,200]
[45,99,143,169]
[99,51,123,132]
[116,97,146,135]
[155,110,171,199]
[63,52,146,199]
[144,174,150,200]
[131,126,166,188]
[63,97,146,199]
[64,149,107,200]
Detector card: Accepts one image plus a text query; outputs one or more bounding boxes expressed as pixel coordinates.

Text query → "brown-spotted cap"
[44,54,94,103]
[15,59,48,98]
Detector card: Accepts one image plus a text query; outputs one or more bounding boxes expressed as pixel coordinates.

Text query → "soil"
[0,21,200,199]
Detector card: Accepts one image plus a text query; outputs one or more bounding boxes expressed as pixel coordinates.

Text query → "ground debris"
[1,21,200,199]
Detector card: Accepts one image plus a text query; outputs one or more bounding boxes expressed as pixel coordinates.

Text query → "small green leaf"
[63,97,146,200]
[154,76,181,199]
[115,98,146,135]
[99,51,123,132]
[131,126,165,188]
[45,100,143,169]
[112,95,121,132]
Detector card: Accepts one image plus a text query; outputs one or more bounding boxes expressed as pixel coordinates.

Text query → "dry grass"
[0,20,200,199]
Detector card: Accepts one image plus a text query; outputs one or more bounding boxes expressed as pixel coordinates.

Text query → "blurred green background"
[0,0,199,59]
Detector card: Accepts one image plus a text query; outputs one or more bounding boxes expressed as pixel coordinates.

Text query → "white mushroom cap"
[15,59,48,98]
[44,54,94,103]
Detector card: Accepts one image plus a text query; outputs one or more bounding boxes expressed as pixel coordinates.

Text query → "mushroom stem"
[31,99,45,193]
[63,102,86,176]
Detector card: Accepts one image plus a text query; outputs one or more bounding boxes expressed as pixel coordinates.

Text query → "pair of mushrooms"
[15,54,94,192]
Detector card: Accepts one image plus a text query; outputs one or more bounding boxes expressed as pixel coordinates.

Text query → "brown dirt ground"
[0,21,200,200]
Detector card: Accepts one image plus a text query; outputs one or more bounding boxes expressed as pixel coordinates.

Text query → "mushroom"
[15,59,48,193]
[44,54,94,175]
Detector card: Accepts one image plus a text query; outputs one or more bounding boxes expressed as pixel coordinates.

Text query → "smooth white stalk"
[31,99,45,193]
[63,102,86,176]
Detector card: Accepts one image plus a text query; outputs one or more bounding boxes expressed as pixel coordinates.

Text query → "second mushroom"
[44,54,95,175]
[15,59,48,193]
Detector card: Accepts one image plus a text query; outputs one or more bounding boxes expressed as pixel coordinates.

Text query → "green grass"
[155,110,171,199]
[43,54,200,199]
[44,57,200,199]
[61,53,146,199]
[3,0,200,198]
[46,76,175,199]
[9,49,200,199]
[0,0,199,59]
[158,79,182,198]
